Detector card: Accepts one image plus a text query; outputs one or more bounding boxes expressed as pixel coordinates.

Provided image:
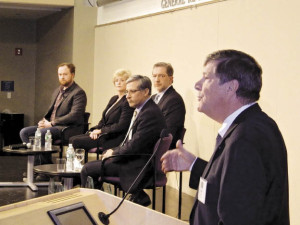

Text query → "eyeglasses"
[125,89,141,95]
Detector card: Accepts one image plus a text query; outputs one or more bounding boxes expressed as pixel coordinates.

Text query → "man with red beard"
[20,63,87,173]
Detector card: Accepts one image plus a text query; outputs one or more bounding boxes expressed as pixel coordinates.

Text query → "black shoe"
[129,190,151,207]
[35,174,49,182]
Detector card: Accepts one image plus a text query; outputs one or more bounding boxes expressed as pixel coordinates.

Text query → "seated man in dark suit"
[151,62,186,149]
[81,75,166,206]
[161,50,289,225]
[20,63,87,169]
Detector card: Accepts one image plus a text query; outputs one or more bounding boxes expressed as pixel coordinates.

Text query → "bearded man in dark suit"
[161,50,289,225]
[81,75,166,206]
[151,62,186,149]
[20,63,87,167]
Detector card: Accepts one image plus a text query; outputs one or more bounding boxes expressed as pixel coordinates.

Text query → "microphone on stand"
[98,129,169,225]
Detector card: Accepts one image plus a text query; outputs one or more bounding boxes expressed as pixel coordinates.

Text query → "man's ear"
[144,88,150,96]
[228,79,239,93]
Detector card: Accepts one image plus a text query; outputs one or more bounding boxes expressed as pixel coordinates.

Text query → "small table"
[34,164,81,190]
[1,145,59,191]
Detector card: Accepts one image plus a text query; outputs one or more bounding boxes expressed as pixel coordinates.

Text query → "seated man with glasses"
[81,75,166,206]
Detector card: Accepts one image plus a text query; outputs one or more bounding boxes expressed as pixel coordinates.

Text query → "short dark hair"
[205,50,262,103]
[126,75,152,95]
[153,62,174,76]
[57,63,76,74]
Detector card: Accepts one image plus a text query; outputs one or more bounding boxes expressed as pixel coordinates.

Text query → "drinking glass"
[75,148,85,170]
[56,158,66,172]
[28,136,35,149]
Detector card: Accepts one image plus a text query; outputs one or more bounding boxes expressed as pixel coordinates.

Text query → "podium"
[0,188,188,225]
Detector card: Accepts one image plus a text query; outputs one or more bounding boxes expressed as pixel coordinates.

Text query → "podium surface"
[0,188,188,225]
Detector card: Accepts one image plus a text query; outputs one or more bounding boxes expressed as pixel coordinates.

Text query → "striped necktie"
[154,94,160,104]
[120,110,137,146]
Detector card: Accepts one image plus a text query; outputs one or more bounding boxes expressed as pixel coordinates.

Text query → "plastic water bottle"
[45,130,52,150]
[66,144,75,171]
[34,128,42,150]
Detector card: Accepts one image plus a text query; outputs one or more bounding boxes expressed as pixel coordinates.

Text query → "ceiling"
[0,3,71,20]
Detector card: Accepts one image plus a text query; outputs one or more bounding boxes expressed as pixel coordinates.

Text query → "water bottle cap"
[69,144,73,147]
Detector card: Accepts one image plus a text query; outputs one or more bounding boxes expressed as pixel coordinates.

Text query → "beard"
[59,79,72,87]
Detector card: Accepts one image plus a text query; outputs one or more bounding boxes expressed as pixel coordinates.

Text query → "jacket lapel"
[157,86,173,106]
[201,104,260,178]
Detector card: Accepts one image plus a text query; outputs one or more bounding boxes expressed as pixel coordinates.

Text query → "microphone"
[98,129,169,225]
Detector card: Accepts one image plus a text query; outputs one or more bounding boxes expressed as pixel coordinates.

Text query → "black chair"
[98,130,173,212]
[55,112,90,158]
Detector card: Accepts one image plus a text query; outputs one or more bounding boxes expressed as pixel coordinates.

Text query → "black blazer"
[44,82,87,131]
[189,104,289,225]
[91,95,134,149]
[112,99,166,192]
[152,86,186,148]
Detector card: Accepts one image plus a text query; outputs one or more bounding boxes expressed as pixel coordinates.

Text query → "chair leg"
[59,143,63,158]
[178,172,183,219]
[152,187,156,210]
[114,185,117,196]
[84,151,88,163]
[162,185,166,214]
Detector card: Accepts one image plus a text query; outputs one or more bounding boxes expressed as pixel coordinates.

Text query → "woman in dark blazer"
[70,69,134,152]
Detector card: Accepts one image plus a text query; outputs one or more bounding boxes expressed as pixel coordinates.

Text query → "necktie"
[202,133,223,178]
[154,94,160,104]
[215,133,222,148]
[50,91,64,122]
[120,109,137,146]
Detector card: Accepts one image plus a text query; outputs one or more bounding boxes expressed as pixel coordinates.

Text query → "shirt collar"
[135,97,151,114]
[157,85,172,95]
[218,102,256,137]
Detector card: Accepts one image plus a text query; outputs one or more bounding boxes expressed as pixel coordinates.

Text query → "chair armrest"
[61,124,84,145]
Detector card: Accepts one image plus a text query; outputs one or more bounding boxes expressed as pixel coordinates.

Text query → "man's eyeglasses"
[125,89,141,95]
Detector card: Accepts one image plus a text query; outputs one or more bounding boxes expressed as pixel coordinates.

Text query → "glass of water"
[75,148,85,170]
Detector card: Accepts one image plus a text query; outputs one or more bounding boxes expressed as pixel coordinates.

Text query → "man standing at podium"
[20,63,87,170]
[161,50,289,225]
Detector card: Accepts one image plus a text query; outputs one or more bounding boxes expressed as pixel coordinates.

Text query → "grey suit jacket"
[189,104,289,225]
[44,82,87,131]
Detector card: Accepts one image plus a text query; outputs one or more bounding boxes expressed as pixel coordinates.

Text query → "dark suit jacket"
[91,95,134,149]
[152,86,186,148]
[112,99,166,192]
[189,104,289,225]
[44,82,87,131]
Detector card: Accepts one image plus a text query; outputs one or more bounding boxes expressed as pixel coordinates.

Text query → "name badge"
[197,177,207,204]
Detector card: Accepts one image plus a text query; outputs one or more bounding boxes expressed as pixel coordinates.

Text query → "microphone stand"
[98,131,168,225]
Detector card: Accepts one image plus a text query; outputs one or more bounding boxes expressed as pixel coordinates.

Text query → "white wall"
[93,0,300,223]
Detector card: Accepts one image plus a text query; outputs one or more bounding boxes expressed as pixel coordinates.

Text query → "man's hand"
[38,118,52,128]
[38,119,45,128]
[161,140,196,173]
[102,149,113,160]
[89,129,101,140]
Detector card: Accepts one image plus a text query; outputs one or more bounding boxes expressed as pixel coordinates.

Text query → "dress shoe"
[35,174,49,182]
[129,190,151,207]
